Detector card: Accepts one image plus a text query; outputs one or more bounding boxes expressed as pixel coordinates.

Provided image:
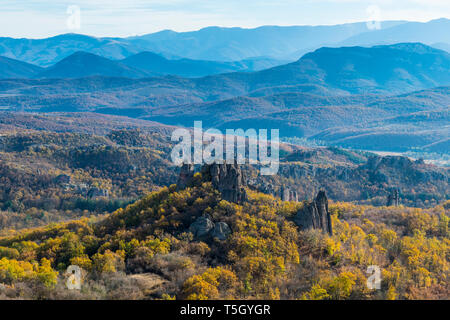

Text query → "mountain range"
[0,51,286,79]
[2,42,448,96]
[0,19,448,156]
[0,19,449,67]
[0,43,448,153]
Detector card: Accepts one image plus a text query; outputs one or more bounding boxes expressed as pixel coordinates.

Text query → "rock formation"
[189,215,232,241]
[290,190,299,202]
[177,162,247,203]
[189,215,215,240]
[294,190,332,235]
[201,162,247,203]
[280,186,298,202]
[281,186,290,201]
[386,189,400,207]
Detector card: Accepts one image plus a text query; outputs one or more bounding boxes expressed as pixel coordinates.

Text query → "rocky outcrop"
[281,186,290,201]
[189,215,215,240]
[177,163,194,189]
[211,222,232,241]
[386,189,400,207]
[202,162,247,203]
[280,186,298,202]
[291,190,298,202]
[189,215,232,241]
[177,162,247,203]
[294,190,332,235]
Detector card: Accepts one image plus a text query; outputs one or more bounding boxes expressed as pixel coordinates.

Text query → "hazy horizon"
[1,0,449,38]
[1,17,448,40]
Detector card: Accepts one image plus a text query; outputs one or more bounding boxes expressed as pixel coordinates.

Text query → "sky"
[1,0,449,38]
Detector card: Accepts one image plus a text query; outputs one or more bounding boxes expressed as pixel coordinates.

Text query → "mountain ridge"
[37,51,151,79]
[0,55,43,79]
[0,51,287,79]
[4,19,450,66]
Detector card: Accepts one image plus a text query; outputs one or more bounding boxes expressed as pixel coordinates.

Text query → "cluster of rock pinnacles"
[177,162,333,238]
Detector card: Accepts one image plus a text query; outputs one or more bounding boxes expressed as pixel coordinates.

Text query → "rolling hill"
[121,52,284,77]
[0,55,43,79]
[37,51,150,79]
[0,33,138,67]
[0,51,287,80]
[1,42,449,97]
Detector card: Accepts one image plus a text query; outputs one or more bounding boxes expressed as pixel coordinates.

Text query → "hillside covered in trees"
[0,113,448,233]
[0,166,448,300]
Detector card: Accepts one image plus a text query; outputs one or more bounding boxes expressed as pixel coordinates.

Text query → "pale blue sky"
[1,0,449,38]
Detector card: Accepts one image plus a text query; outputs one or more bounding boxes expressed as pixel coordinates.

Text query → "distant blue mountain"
[126,23,393,62]
[2,43,449,108]
[4,51,286,79]
[0,34,138,67]
[37,52,149,79]
[0,55,43,78]
[230,42,450,95]
[340,18,450,47]
[121,52,285,77]
[290,43,450,94]
[2,19,448,67]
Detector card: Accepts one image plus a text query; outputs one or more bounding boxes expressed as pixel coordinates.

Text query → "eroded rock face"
[281,186,290,201]
[294,190,332,235]
[202,162,247,203]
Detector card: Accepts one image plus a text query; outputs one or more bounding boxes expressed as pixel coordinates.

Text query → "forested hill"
[0,161,448,300]
[0,113,448,233]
